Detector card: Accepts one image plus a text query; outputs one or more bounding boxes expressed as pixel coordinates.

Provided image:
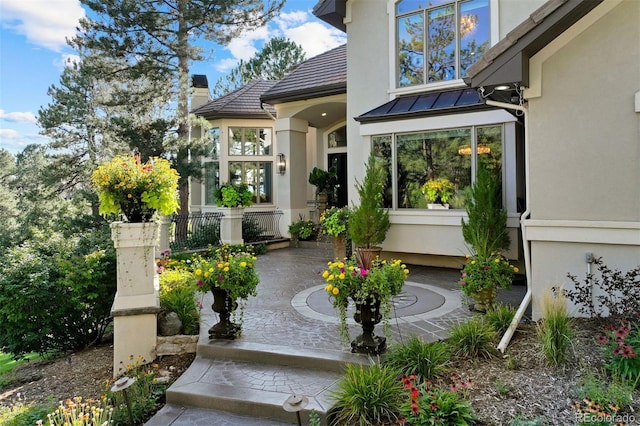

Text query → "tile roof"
[191,79,277,120]
[356,88,490,123]
[261,44,346,104]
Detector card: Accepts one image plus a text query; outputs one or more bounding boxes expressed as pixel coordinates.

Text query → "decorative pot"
[473,286,497,312]
[355,247,382,270]
[317,192,329,216]
[120,198,156,222]
[351,295,386,355]
[209,287,240,339]
[332,235,347,260]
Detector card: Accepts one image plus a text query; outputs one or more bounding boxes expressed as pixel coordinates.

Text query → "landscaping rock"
[158,312,182,336]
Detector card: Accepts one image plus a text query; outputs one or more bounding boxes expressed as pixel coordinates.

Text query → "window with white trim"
[229,162,273,204]
[372,124,503,209]
[396,0,490,87]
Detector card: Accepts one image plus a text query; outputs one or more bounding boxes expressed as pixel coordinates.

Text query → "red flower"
[411,401,420,415]
[410,387,419,399]
[595,335,608,345]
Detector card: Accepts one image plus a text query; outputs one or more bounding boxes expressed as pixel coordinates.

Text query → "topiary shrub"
[0,226,116,358]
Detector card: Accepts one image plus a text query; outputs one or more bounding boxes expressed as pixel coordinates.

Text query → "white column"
[276,117,309,237]
[110,222,160,377]
[219,207,244,245]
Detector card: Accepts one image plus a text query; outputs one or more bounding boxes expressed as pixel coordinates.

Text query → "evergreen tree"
[69,0,285,214]
[213,37,306,97]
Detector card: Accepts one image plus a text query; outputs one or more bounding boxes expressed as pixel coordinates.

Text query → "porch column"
[275,117,309,237]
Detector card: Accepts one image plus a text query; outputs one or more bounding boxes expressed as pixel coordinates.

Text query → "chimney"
[191,75,210,110]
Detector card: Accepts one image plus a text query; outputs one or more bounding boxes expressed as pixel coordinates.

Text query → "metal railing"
[168,210,284,251]
[170,212,223,251]
[242,210,284,243]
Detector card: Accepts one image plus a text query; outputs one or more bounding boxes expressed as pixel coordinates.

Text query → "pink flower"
[483,265,489,270]
[461,272,467,277]
[218,275,225,281]
[197,280,204,287]
[460,280,466,286]
[360,269,368,277]
[595,335,608,345]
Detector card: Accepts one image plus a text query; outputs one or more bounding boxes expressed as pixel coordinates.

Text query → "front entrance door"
[328,152,347,207]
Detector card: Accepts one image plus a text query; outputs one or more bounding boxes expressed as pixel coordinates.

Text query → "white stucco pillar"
[110,222,160,377]
[275,117,309,237]
[219,207,244,245]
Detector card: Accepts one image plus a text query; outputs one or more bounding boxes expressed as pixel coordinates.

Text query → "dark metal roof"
[465,0,603,90]
[355,88,491,123]
[312,0,346,32]
[192,79,277,120]
[261,44,346,104]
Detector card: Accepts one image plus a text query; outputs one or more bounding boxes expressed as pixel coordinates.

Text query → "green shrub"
[288,217,316,241]
[329,362,404,426]
[384,337,450,381]
[0,400,53,426]
[448,316,497,359]
[158,269,200,335]
[485,302,517,335]
[170,222,220,251]
[508,415,549,425]
[242,216,265,243]
[575,371,633,412]
[536,291,573,367]
[0,227,116,358]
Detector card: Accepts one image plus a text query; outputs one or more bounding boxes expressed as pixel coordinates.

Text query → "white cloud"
[0,0,85,52]
[282,22,346,58]
[0,129,20,139]
[0,110,37,124]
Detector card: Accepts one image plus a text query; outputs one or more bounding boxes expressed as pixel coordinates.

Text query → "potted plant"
[422,177,455,209]
[288,216,317,245]
[320,206,351,260]
[213,182,253,244]
[91,154,180,222]
[308,166,337,214]
[348,153,390,269]
[459,167,512,310]
[213,182,254,208]
[322,256,408,354]
[193,244,259,339]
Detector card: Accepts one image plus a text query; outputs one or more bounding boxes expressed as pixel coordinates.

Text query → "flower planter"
[351,296,386,355]
[427,203,450,210]
[332,235,347,260]
[473,286,497,312]
[209,287,241,339]
[356,247,382,270]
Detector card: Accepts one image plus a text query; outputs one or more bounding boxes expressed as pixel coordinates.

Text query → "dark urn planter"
[351,295,386,355]
[209,287,240,339]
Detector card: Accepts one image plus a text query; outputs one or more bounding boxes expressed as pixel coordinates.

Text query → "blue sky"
[0,0,345,154]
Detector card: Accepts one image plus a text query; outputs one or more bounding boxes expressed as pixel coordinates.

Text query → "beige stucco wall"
[525,0,640,319]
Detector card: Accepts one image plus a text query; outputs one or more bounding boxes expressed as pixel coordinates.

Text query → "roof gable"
[465,0,604,90]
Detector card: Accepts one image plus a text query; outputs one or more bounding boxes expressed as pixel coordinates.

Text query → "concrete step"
[165,355,342,424]
[196,340,368,373]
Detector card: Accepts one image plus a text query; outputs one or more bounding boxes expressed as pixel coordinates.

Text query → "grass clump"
[536,290,573,366]
[329,362,404,426]
[448,316,497,359]
[485,302,517,335]
[384,337,450,381]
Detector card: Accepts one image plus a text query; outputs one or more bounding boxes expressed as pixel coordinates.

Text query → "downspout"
[484,99,532,353]
[260,101,277,121]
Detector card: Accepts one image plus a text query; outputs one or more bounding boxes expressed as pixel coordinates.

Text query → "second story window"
[396,0,490,87]
[229,127,272,156]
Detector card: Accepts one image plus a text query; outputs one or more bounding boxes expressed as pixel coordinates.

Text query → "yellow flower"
[495,258,500,263]
[471,260,476,265]
[404,269,409,274]
[328,274,334,281]
[204,271,210,278]
[322,270,329,278]
[217,263,224,268]
[195,269,202,276]
[338,262,345,268]
[338,273,345,280]
[332,287,339,295]
[240,261,247,267]
[513,267,519,273]
[325,284,333,292]
[224,266,229,272]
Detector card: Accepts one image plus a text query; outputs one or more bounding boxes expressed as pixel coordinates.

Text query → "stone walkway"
[146,241,526,425]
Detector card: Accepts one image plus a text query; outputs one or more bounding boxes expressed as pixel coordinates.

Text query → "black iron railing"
[169,210,284,251]
[242,210,284,243]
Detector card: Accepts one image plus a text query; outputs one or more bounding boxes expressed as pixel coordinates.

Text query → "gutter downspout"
[260,101,277,121]
[485,99,532,353]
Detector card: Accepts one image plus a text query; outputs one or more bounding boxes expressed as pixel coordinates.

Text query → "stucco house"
[190,0,639,321]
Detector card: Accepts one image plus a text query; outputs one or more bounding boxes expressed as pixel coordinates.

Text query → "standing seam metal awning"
[355,88,492,123]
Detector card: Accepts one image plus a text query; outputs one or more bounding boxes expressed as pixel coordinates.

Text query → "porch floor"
[146,241,527,425]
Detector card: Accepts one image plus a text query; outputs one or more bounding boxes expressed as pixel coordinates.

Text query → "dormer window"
[396,0,490,87]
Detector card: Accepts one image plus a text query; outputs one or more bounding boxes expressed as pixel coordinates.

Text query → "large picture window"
[229,161,273,204]
[396,0,490,87]
[229,127,272,155]
[373,124,503,209]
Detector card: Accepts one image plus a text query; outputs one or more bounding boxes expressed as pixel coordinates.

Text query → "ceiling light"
[321,112,327,117]
[494,85,510,91]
